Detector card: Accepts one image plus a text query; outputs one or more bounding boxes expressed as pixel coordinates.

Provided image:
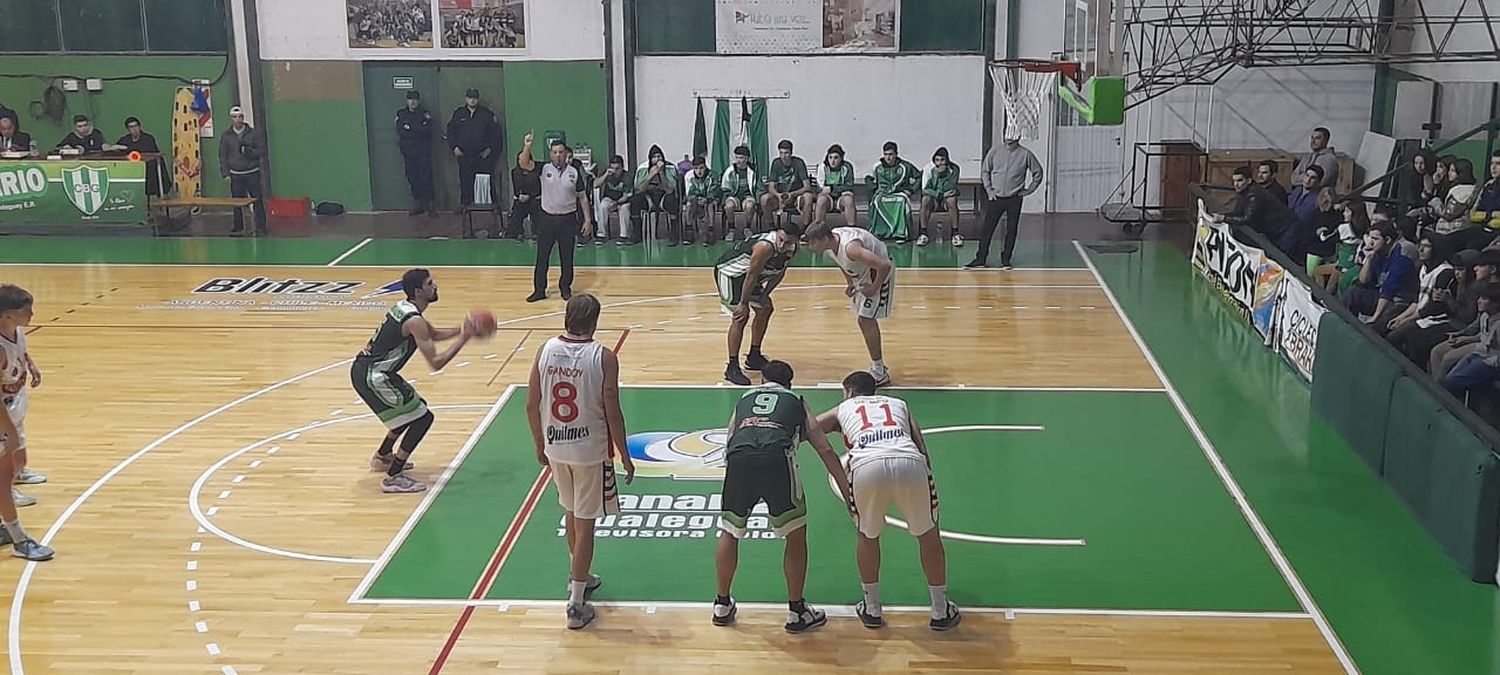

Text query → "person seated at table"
[57,115,117,154]
[0,117,33,156]
[116,116,170,197]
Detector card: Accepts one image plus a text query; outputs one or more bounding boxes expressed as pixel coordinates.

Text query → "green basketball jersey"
[355,301,421,374]
[715,232,794,281]
[726,385,807,459]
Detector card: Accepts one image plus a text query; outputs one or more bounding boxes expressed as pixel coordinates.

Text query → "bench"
[150,196,258,235]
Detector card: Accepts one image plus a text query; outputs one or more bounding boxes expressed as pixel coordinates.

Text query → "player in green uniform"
[684,156,720,246]
[351,268,474,494]
[713,360,852,633]
[762,139,814,228]
[714,223,802,386]
[866,141,922,242]
[814,144,857,227]
[919,147,964,248]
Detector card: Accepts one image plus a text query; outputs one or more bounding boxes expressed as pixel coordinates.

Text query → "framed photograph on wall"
[439,0,527,50]
[822,0,896,52]
[347,0,436,49]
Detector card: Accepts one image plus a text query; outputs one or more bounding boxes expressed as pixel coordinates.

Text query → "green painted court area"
[363,387,1300,613]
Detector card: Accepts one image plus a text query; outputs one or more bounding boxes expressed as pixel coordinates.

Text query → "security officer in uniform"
[396,90,436,216]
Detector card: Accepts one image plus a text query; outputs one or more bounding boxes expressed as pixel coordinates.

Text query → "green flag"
[692,98,708,161]
[712,98,732,177]
[748,98,769,179]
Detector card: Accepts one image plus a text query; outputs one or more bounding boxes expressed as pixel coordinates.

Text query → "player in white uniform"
[527,293,634,630]
[0,286,53,561]
[816,371,960,631]
[804,223,896,386]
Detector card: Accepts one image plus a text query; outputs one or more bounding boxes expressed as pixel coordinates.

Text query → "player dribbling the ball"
[804,223,896,387]
[351,268,488,494]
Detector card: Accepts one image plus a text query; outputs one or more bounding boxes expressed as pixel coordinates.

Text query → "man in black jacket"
[57,115,111,154]
[507,132,541,240]
[220,106,268,236]
[396,90,436,216]
[0,117,31,156]
[1215,165,1299,254]
[445,88,502,214]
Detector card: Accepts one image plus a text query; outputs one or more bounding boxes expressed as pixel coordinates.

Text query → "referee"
[528,141,594,303]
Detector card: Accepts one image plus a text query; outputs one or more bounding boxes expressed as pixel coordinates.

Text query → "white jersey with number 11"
[539,335,608,465]
[836,395,922,471]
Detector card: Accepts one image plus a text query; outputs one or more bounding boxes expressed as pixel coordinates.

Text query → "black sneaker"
[725,361,751,386]
[855,601,884,629]
[526,292,546,303]
[561,289,573,301]
[712,597,737,626]
[963,259,986,270]
[929,601,962,631]
[743,352,769,371]
[784,605,827,633]
[1000,262,1015,271]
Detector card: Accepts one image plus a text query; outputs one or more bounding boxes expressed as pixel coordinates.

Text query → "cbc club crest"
[626,429,729,480]
[62,165,109,216]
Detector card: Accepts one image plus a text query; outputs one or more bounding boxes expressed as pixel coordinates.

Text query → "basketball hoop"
[988,59,1081,141]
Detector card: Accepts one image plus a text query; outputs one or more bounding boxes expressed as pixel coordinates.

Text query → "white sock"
[928,584,948,618]
[4,519,28,542]
[861,582,882,615]
[568,579,587,606]
[872,359,886,371]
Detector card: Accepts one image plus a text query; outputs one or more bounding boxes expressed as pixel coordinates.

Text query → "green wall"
[261,61,374,212]
[0,55,234,196]
[502,61,609,165]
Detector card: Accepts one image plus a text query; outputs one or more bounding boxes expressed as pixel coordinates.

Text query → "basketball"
[468,310,497,338]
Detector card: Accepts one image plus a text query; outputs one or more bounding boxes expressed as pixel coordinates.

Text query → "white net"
[989,64,1059,141]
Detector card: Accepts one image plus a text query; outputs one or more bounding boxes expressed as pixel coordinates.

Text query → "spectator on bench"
[1344,219,1418,333]
[1302,187,1342,270]
[1440,283,1500,397]
[1422,158,1480,235]
[506,132,541,240]
[866,141,921,243]
[1292,126,1339,188]
[813,144,857,227]
[1285,166,1326,261]
[631,144,679,243]
[1216,165,1298,254]
[684,155,719,246]
[1255,160,1288,204]
[1393,248,1487,365]
[1312,198,1371,294]
[1472,150,1500,230]
[721,145,760,241]
[1430,252,1500,376]
[1385,234,1455,342]
[594,155,632,244]
[762,139,813,227]
[918,147,962,248]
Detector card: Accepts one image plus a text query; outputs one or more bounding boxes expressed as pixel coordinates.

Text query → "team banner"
[1274,276,1325,383]
[716,0,897,54]
[1191,202,1284,342]
[0,160,147,225]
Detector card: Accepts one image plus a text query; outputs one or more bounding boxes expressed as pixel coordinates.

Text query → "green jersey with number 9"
[726,384,807,459]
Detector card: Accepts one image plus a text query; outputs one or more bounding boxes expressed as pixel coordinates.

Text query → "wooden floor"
[0,265,1342,673]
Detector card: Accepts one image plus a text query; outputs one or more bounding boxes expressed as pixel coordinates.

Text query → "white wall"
[632,55,987,175]
[256,0,605,61]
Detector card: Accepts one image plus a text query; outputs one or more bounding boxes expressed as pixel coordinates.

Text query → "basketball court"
[0,233,1398,674]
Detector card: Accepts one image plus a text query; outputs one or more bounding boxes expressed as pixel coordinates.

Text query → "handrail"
[1343,115,1500,208]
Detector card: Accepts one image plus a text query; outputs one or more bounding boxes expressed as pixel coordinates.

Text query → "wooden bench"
[150,197,258,235]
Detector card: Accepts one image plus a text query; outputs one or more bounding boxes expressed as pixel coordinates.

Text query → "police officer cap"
[406,90,421,100]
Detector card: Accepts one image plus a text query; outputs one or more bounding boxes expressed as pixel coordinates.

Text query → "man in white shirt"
[529,141,594,303]
[816,371,960,631]
[527,293,634,629]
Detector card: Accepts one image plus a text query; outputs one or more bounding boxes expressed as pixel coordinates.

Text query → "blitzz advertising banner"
[1191,202,1284,343]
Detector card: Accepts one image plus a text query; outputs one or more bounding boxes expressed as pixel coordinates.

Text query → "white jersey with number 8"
[836,395,923,471]
[539,336,608,465]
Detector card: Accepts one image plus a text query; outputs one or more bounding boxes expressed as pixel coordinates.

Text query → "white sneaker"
[381,474,427,494]
[952,234,964,247]
[916,234,930,246]
[14,468,46,485]
[12,489,36,508]
[871,366,891,388]
[566,602,597,630]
